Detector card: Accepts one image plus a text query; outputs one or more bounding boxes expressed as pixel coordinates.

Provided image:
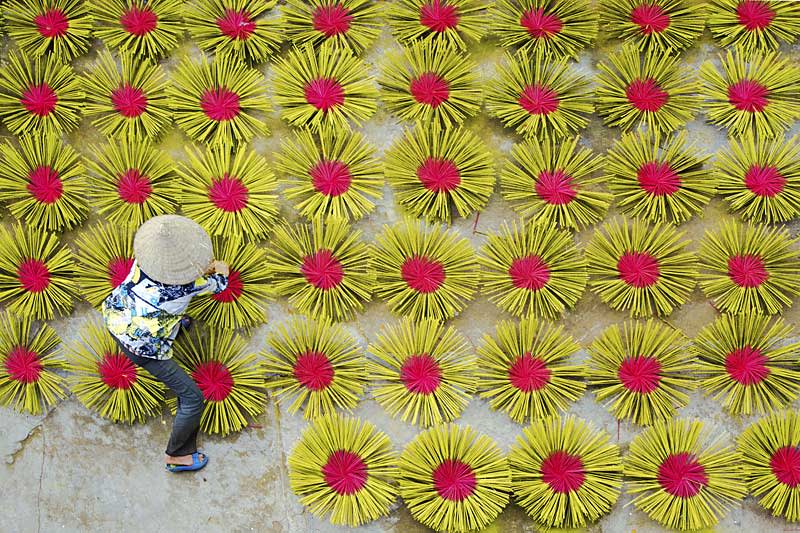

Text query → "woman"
[103,215,230,473]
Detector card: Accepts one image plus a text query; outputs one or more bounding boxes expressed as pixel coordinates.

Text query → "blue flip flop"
[166,452,208,473]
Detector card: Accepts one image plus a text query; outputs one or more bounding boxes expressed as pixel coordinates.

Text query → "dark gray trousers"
[117,343,205,457]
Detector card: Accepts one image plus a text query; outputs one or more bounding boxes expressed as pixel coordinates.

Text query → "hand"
[208,260,229,277]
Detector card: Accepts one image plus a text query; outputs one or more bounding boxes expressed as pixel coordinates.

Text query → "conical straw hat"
[134,215,214,285]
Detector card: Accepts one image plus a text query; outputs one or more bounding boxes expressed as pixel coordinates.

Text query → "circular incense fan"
[367,318,476,427]
[183,0,282,64]
[74,223,134,308]
[508,415,622,528]
[266,216,373,322]
[281,0,381,53]
[490,0,599,59]
[606,129,716,225]
[708,0,800,54]
[586,319,694,425]
[187,236,271,330]
[379,40,481,128]
[476,315,585,423]
[387,0,490,51]
[0,312,64,415]
[288,414,398,526]
[701,49,800,139]
[625,418,747,531]
[485,48,593,139]
[0,132,88,232]
[478,220,587,318]
[0,49,84,136]
[738,411,800,522]
[384,122,494,222]
[585,216,697,318]
[599,0,705,53]
[272,42,379,132]
[66,321,165,424]
[693,312,800,416]
[86,138,180,229]
[276,127,383,222]
[373,217,479,321]
[0,223,76,320]
[81,50,172,141]
[398,423,511,532]
[697,220,800,315]
[90,0,184,58]
[172,327,267,436]
[595,44,701,134]
[716,133,800,223]
[170,53,271,145]
[263,316,366,420]
[500,136,610,230]
[5,0,93,61]
[177,143,279,240]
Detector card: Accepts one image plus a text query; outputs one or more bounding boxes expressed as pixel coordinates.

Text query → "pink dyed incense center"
[400,354,442,394]
[737,0,775,31]
[417,157,461,192]
[111,84,148,118]
[728,79,769,112]
[638,161,681,196]
[618,355,662,394]
[312,3,352,37]
[630,3,671,34]
[301,249,344,290]
[519,84,559,115]
[35,9,69,38]
[536,169,577,205]
[217,9,256,40]
[508,255,550,291]
[17,259,51,293]
[419,0,459,32]
[108,257,134,288]
[310,159,352,196]
[433,459,477,501]
[541,451,586,493]
[193,361,234,401]
[305,78,345,112]
[21,83,58,117]
[410,72,450,108]
[322,450,368,495]
[658,453,708,498]
[28,165,63,204]
[508,353,551,392]
[520,8,563,38]
[99,353,138,389]
[626,78,669,112]
[211,270,243,303]
[745,165,785,197]
[201,87,241,121]
[401,256,446,293]
[771,446,800,487]
[117,169,152,204]
[727,254,768,288]
[293,351,335,391]
[725,346,770,386]
[617,251,660,287]
[120,6,158,36]
[5,347,43,384]
[208,174,249,212]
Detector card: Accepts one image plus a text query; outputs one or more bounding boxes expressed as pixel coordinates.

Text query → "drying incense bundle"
[74,223,134,308]
[600,0,705,53]
[387,0,490,51]
[5,0,92,61]
[90,0,184,58]
[708,0,800,54]
[367,318,476,427]
[282,0,380,53]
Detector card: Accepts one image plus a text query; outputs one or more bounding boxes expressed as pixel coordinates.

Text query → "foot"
[166,452,204,466]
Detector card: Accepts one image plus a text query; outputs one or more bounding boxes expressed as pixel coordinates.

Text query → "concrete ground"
[2,6,800,533]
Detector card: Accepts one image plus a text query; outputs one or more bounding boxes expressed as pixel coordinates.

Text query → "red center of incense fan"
[638,161,681,196]
[322,450,368,495]
[541,451,586,493]
[725,346,770,386]
[630,3,670,34]
[417,157,461,192]
[310,159,352,196]
[401,256,446,293]
[21,83,58,117]
[658,453,708,498]
[192,361,234,401]
[536,169,577,205]
[302,249,344,290]
[217,9,256,40]
[626,78,669,112]
[120,6,158,36]
[745,165,785,197]
[35,9,69,38]
[400,354,442,394]
[520,8,563,38]
[108,257,134,288]
[508,255,551,291]
[201,88,241,121]
[433,459,477,501]
[293,351,335,391]
[5,347,42,384]
[770,446,800,487]
[508,353,551,391]
[117,169,152,204]
[519,84,560,115]
[111,84,148,118]
[728,79,769,112]
[312,3,352,37]
[618,356,662,394]
[305,78,345,112]
[27,165,63,204]
[737,0,775,31]
[420,0,459,32]
[410,72,450,108]
[17,259,51,293]
[212,270,243,303]
[617,251,660,287]
[208,174,249,212]
[727,254,769,288]
[98,353,138,390]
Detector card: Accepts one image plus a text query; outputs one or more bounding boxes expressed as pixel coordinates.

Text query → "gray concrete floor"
[3,6,800,533]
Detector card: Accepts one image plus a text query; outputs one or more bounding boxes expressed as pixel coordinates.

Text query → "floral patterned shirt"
[103,261,228,360]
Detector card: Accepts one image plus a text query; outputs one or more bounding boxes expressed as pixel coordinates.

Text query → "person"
[102,215,230,473]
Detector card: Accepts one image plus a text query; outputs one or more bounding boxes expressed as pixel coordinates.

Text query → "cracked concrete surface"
[2,8,800,533]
